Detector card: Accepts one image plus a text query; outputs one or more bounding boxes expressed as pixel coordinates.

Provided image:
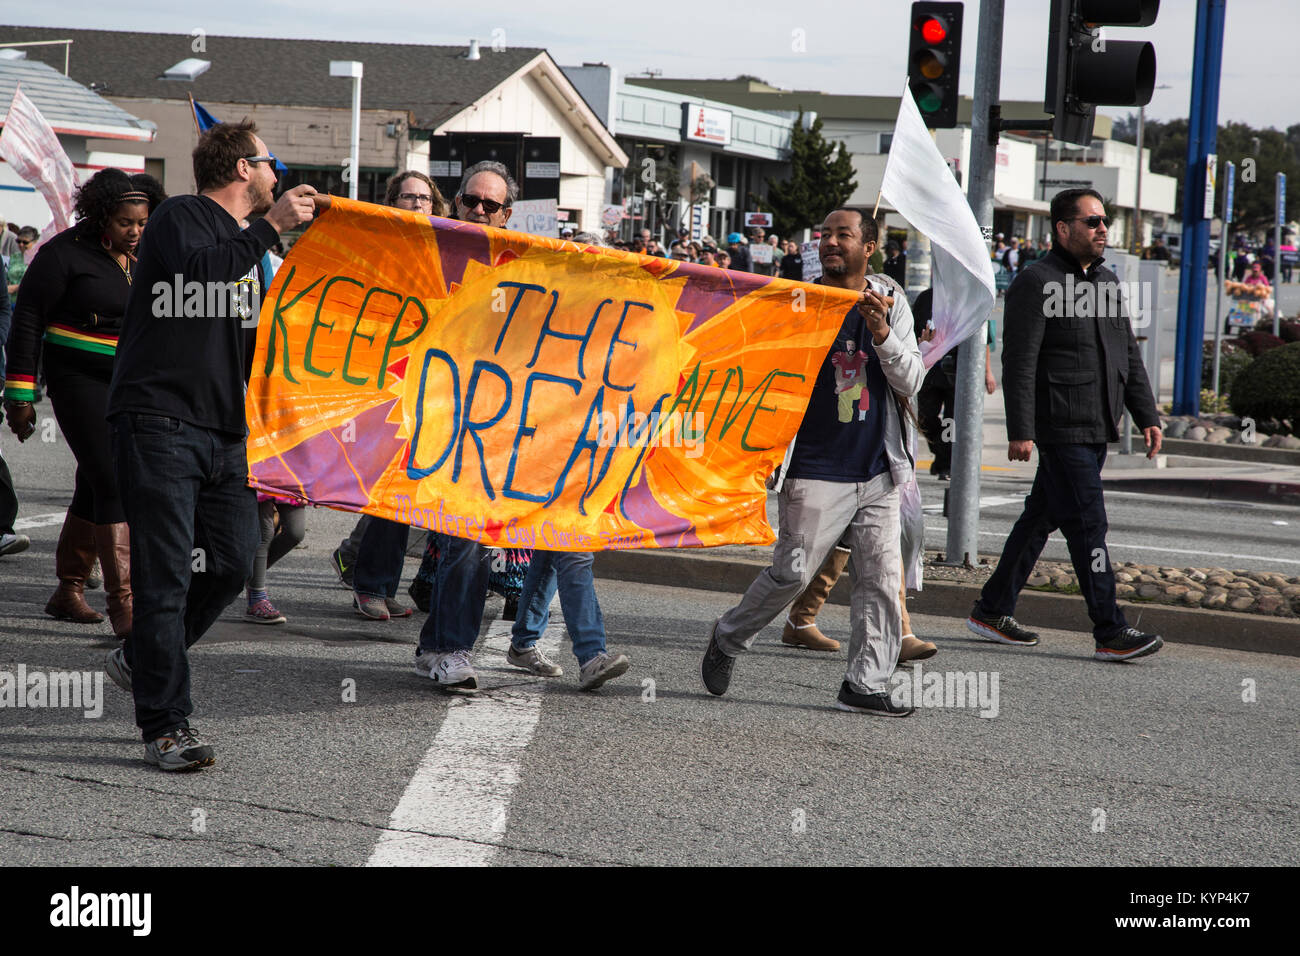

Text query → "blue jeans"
[510,551,607,666]
[352,517,408,598]
[976,442,1127,639]
[110,414,259,740]
[417,533,489,654]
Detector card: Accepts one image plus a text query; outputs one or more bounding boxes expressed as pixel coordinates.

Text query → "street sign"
[1224,161,1235,223]
[1203,154,1217,220]
[1277,172,1287,224]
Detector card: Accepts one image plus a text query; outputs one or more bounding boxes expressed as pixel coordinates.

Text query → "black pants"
[0,451,17,534]
[917,364,954,475]
[112,413,259,740]
[976,442,1127,638]
[45,345,124,524]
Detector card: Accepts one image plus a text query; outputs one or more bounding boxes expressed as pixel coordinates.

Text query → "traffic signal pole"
[944,0,1003,569]
[1172,0,1227,415]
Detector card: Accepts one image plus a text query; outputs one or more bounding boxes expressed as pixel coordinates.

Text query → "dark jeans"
[0,451,17,534]
[417,533,489,654]
[976,442,1127,638]
[352,517,409,598]
[111,414,259,741]
[917,365,954,475]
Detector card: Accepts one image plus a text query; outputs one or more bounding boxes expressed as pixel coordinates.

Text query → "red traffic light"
[921,17,947,44]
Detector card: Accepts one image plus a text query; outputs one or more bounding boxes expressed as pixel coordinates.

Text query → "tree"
[764,112,857,238]
[1113,114,1300,233]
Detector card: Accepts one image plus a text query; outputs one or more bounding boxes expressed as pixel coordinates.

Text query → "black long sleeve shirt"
[108,195,277,436]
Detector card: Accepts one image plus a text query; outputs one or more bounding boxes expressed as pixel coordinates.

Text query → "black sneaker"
[701,624,735,696]
[1095,628,1163,662]
[835,681,914,717]
[967,603,1040,646]
[331,547,354,589]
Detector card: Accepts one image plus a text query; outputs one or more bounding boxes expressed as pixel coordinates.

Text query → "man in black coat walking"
[966,188,1165,662]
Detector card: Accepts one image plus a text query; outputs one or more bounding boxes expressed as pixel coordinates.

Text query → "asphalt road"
[1,426,1297,867]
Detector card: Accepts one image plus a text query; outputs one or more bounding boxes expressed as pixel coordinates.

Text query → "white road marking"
[923,525,1300,567]
[366,618,565,867]
[922,495,1024,515]
[12,512,66,530]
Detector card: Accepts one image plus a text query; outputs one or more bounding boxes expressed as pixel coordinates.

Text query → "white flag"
[880,88,996,369]
[0,84,78,241]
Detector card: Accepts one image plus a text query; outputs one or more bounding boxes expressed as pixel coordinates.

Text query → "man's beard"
[822,260,848,276]
[247,179,274,215]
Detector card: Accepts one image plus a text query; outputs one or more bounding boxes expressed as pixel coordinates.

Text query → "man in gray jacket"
[967,188,1164,661]
[701,208,925,716]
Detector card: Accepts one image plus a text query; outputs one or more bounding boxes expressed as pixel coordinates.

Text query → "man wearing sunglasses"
[967,187,1164,662]
[412,160,518,693]
[452,161,515,228]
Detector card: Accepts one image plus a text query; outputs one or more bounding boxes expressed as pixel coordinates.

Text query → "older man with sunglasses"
[966,188,1164,662]
[412,161,516,693]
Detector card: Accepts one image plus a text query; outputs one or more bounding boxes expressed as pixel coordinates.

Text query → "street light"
[329,60,363,200]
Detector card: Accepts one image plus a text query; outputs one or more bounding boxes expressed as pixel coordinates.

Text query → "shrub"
[1230,342,1300,430]
[1201,340,1252,395]
[1236,330,1286,356]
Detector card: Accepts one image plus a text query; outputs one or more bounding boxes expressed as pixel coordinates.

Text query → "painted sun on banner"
[245,197,857,551]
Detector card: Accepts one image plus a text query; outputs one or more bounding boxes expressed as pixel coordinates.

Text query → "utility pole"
[943,0,1003,569]
[1172,0,1227,416]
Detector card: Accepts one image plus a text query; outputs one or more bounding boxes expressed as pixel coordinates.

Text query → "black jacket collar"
[1048,243,1106,279]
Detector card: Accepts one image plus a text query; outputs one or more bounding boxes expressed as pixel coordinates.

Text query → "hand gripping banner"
[245,197,857,551]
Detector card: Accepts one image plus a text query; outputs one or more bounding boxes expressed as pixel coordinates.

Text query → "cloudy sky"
[5,0,1289,130]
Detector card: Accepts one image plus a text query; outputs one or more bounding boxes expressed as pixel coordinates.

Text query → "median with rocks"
[922,553,1300,618]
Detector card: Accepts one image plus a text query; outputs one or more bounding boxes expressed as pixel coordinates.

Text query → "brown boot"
[44,514,105,624]
[94,522,133,639]
[781,547,849,652]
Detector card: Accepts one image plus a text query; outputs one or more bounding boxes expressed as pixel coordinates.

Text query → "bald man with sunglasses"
[967,188,1164,662]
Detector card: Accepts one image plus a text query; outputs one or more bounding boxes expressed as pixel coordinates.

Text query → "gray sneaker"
[144,726,215,771]
[105,646,132,692]
[579,651,630,690]
[507,643,564,676]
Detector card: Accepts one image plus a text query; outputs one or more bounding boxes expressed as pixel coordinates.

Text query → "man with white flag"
[0,84,78,246]
[775,88,995,663]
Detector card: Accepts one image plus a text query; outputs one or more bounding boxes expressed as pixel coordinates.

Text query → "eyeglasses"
[397,193,434,206]
[459,193,504,215]
[242,155,276,165]
[1067,215,1111,230]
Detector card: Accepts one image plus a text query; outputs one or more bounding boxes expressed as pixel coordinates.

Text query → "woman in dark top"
[3,169,166,637]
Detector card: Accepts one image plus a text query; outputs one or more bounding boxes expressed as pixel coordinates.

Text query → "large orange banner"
[245,197,856,550]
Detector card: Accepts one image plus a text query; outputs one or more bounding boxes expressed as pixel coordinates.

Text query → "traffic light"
[1045,0,1159,146]
[908,2,964,129]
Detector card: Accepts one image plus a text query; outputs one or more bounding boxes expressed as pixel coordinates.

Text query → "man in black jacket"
[106,122,315,770]
[966,188,1165,662]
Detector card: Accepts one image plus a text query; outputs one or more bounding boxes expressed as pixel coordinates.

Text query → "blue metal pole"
[1173,0,1228,415]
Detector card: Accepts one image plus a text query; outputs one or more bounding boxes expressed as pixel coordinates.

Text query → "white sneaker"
[0,533,30,557]
[427,649,478,694]
[506,643,563,676]
[579,651,630,691]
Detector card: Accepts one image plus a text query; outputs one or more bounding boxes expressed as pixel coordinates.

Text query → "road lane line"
[923,525,1300,566]
[366,618,564,867]
[12,512,66,530]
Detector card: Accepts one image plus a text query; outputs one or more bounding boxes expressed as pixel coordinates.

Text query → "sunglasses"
[397,193,434,206]
[459,193,504,215]
[1067,215,1111,230]
[243,155,276,165]
[16,239,32,247]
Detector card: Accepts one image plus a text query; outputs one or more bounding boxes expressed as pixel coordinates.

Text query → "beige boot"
[781,547,849,652]
[94,522,132,640]
[44,514,105,624]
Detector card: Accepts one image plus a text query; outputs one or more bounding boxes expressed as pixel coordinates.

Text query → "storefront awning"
[995,194,1050,215]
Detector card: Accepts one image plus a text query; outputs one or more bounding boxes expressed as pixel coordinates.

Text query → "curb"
[1156,437,1300,466]
[1101,476,1300,506]
[594,549,1300,659]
